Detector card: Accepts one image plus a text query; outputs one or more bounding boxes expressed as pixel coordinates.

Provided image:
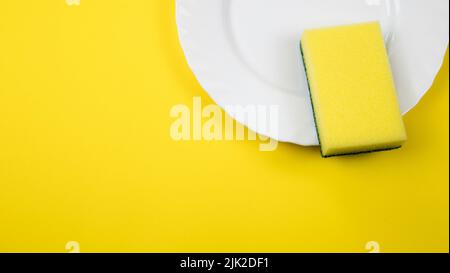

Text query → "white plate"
[176,0,449,146]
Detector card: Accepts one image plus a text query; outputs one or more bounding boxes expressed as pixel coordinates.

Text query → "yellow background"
[0,1,448,253]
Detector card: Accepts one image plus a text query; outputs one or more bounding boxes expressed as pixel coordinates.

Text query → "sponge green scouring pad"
[301,22,407,157]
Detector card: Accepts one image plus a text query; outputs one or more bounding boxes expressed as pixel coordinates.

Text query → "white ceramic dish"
[176,0,449,146]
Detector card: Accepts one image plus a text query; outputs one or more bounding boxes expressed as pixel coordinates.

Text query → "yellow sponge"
[301,22,407,157]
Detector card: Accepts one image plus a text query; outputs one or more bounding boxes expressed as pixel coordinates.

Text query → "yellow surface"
[0,1,448,253]
[302,23,407,157]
